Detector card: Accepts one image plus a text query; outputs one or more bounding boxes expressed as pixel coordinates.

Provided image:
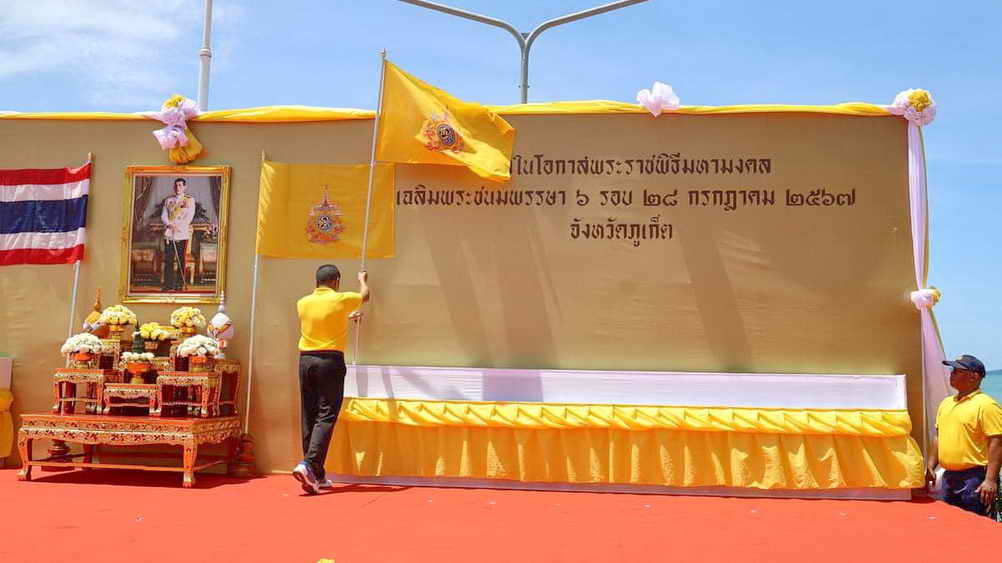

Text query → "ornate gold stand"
[52,369,123,415]
[155,372,220,417]
[102,384,159,415]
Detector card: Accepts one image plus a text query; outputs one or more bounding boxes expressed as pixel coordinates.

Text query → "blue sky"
[2,0,1000,367]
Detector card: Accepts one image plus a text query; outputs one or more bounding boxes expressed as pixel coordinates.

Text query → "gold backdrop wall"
[0,112,920,473]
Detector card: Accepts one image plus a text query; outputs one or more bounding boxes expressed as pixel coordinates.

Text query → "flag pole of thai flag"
[0,162,90,265]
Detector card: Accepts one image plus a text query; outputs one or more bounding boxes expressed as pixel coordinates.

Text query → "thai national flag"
[0,163,90,265]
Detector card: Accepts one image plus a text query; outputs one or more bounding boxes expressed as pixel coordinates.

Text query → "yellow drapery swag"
[168,130,203,164]
[256,160,395,258]
[0,390,13,458]
[376,60,515,183]
[329,398,924,490]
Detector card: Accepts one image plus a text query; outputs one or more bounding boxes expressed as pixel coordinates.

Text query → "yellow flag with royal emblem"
[256,161,395,258]
[376,60,515,182]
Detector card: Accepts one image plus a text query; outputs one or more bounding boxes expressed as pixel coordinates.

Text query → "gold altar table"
[17,414,241,487]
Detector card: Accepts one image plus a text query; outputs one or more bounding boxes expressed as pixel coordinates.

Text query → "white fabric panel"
[906,122,950,444]
[347,365,907,410]
[0,227,86,251]
[0,179,88,202]
[327,473,910,501]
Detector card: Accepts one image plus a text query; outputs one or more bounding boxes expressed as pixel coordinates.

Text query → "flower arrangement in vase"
[121,351,155,384]
[170,307,206,337]
[139,322,171,353]
[98,305,138,339]
[61,333,107,368]
[176,335,220,372]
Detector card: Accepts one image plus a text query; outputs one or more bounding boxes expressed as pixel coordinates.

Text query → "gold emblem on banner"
[305,187,345,245]
[421,113,464,153]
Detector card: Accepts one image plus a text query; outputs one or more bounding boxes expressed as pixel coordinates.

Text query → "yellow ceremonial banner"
[256,160,395,258]
[376,60,515,182]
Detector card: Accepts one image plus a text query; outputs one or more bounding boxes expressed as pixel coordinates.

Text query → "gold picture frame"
[120,165,231,304]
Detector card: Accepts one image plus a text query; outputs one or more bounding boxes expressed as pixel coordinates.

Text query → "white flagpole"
[243,252,261,433]
[67,152,92,338]
[67,262,81,338]
[197,0,213,111]
[352,49,387,367]
[242,150,266,434]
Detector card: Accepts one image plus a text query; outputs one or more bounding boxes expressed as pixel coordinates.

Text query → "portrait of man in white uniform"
[122,167,230,303]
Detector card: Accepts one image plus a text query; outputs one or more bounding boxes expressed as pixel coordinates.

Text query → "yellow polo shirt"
[936,390,1002,470]
[296,288,363,352]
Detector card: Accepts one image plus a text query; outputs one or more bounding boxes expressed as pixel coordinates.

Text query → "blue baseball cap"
[943,355,986,377]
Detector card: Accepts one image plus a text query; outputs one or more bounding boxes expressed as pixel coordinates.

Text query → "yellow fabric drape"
[343,398,914,436]
[0,102,892,122]
[330,423,922,490]
[488,100,893,117]
[0,106,376,122]
[195,106,375,122]
[376,61,516,182]
[0,390,13,458]
[256,161,395,258]
[329,398,923,490]
[167,128,203,164]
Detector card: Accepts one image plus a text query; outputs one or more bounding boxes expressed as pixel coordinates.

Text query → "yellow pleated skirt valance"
[341,397,914,436]
[329,398,924,490]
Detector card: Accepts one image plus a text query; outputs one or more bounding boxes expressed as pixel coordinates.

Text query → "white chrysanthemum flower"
[176,335,220,357]
[61,333,103,355]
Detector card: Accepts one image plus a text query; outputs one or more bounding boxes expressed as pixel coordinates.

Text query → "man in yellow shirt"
[292,264,369,494]
[926,354,1002,517]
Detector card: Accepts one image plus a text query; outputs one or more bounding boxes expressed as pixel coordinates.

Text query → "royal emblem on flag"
[305,188,345,245]
[421,113,464,153]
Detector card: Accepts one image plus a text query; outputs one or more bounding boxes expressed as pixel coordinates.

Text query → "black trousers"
[298,351,347,480]
[943,466,995,517]
[163,239,188,291]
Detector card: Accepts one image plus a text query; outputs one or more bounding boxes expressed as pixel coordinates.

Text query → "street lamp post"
[398,0,649,103]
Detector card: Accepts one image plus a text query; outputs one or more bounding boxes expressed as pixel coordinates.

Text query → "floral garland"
[121,351,155,362]
[145,94,204,164]
[170,307,206,329]
[176,335,220,358]
[889,88,936,126]
[61,333,106,355]
[99,304,137,326]
[139,322,172,341]
[636,81,681,117]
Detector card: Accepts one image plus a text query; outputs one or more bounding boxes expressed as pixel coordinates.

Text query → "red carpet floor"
[2,468,1001,563]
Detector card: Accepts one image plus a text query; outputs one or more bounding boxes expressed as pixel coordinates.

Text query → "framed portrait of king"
[120,165,231,303]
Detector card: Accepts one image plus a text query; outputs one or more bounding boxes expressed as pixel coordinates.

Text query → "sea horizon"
[981,369,1002,401]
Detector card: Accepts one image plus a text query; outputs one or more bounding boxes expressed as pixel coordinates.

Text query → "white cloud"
[0,0,240,110]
